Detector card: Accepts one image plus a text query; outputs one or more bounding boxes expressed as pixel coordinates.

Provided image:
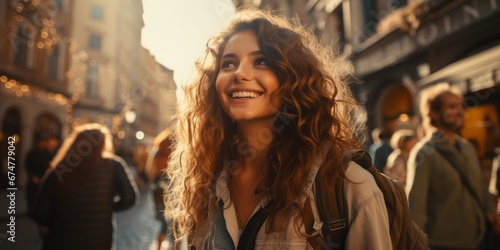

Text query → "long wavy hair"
[165,9,364,242]
[49,123,114,196]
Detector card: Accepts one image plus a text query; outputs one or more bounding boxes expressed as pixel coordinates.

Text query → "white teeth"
[231,91,260,98]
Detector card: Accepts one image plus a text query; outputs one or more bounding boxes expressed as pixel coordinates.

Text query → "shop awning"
[417,44,500,92]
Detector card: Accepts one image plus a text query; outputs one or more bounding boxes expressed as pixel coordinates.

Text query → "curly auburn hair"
[165,9,364,242]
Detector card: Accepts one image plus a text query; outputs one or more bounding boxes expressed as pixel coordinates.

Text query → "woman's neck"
[234,119,274,170]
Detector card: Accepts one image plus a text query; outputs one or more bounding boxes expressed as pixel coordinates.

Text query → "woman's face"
[215,30,280,124]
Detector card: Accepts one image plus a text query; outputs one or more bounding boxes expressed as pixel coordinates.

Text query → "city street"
[1,0,500,249]
[0,186,173,250]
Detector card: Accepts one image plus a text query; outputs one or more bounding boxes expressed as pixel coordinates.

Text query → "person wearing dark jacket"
[373,129,393,172]
[25,135,57,212]
[32,123,138,250]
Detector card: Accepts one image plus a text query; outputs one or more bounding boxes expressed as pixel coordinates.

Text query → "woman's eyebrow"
[221,53,236,59]
[221,50,263,59]
[249,50,263,56]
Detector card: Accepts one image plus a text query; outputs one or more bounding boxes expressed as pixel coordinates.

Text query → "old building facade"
[0,0,177,188]
[0,0,73,188]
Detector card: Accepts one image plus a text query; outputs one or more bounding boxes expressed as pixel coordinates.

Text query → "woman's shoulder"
[344,161,377,184]
[343,161,384,203]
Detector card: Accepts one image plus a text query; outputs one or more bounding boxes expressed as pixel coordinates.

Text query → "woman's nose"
[234,63,252,83]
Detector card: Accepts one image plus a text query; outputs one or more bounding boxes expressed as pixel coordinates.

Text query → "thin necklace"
[229,179,245,229]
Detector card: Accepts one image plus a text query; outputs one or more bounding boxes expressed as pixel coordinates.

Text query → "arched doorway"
[380,84,415,133]
[1,108,22,189]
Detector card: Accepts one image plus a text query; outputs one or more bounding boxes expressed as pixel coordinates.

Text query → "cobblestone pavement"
[116,186,173,250]
[0,187,173,250]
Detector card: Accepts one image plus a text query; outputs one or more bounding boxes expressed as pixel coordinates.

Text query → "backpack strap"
[315,175,347,249]
[435,148,484,211]
[236,200,273,250]
[302,198,328,249]
[303,152,352,249]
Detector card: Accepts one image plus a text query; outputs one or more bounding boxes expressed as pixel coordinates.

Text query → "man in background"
[406,83,500,249]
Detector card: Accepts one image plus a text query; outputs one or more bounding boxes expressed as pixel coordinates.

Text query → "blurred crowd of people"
[25,124,136,249]
[368,83,500,249]
[22,119,181,250]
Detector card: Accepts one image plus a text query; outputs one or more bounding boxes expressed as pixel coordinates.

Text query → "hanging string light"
[9,0,61,54]
[0,74,76,120]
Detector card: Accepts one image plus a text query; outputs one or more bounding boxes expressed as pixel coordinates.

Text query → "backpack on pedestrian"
[304,150,428,249]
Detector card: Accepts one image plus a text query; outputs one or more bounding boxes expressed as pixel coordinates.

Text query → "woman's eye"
[221,61,235,68]
[255,58,268,66]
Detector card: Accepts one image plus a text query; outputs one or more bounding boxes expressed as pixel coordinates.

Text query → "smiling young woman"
[163,9,392,249]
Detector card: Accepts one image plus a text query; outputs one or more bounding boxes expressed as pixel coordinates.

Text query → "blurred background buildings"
[0,0,499,189]
[0,0,177,189]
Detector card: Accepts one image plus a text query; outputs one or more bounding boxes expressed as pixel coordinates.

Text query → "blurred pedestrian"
[25,134,59,212]
[145,128,173,250]
[368,128,382,159]
[488,147,500,248]
[134,144,150,189]
[164,9,391,249]
[383,129,417,188]
[489,147,500,209]
[373,128,393,172]
[406,83,500,249]
[32,123,139,250]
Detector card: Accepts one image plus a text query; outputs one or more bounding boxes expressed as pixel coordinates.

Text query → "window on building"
[390,0,407,9]
[374,0,408,17]
[363,0,396,36]
[91,4,103,20]
[48,44,60,80]
[361,0,374,36]
[54,0,65,12]
[364,0,408,37]
[13,28,29,67]
[88,34,102,50]
[85,62,99,98]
